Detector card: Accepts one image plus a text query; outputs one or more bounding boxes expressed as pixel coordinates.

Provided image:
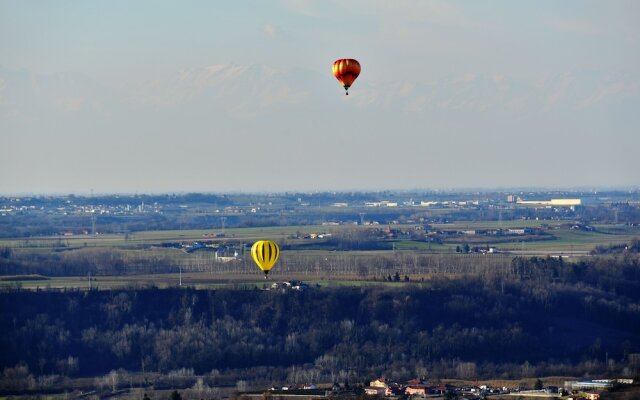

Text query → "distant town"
[1,190,637,239]
[237,376,637,400]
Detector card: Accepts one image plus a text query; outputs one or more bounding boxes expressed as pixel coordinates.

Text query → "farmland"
[1,189,640,289]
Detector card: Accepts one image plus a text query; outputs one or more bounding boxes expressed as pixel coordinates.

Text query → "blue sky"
[1,1,639,193]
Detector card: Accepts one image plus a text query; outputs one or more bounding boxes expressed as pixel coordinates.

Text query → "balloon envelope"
[251,240,280,275]
[333,59,361,94]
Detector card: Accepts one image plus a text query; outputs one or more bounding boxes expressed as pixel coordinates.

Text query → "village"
[239,377,636,400]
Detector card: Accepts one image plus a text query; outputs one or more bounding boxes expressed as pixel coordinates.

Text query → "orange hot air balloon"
[333,59,361,95]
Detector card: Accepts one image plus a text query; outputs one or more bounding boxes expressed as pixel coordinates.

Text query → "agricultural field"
[3,221,638,252]
[1,219,638,290]
[2,191,640,290]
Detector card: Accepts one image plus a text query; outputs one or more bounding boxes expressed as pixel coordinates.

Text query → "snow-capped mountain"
[1,64,638,121]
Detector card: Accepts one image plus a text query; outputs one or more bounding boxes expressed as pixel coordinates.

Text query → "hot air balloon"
[333,59,361,95]
[251,240,280,278]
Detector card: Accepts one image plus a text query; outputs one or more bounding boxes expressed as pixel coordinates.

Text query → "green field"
[0,270,436,291]
[0,225,343,249]
[2,222,639,256]
[1,221,638,290]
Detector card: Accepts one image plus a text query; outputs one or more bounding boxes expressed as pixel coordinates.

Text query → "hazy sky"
[1,0,639,194]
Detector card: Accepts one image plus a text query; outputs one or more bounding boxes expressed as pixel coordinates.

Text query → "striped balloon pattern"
[251,240,280,276]
[332,58,361,95]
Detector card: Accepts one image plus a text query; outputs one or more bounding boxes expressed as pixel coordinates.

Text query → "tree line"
[2,254,640,392]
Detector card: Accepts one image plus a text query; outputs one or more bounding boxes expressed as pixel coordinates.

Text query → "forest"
[1,254,640,393]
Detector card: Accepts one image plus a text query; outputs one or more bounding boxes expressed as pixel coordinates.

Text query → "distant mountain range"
[2,64,638,121]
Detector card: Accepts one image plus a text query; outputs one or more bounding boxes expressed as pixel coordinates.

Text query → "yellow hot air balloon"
[251,240,280,278]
